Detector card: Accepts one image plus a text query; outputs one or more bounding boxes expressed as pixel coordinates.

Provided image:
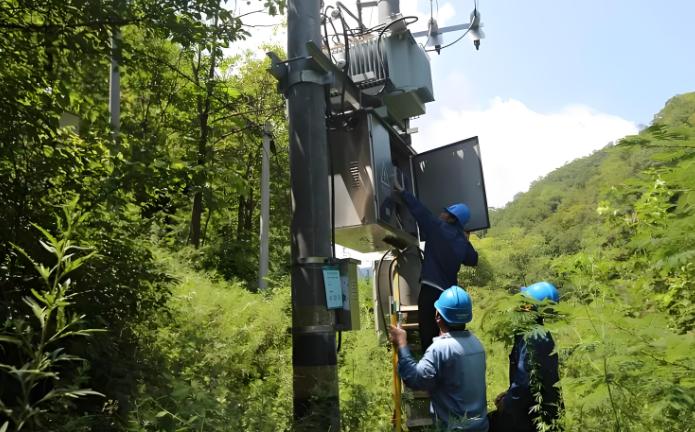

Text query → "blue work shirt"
[400,191,478,290]
[398,331,489,431]
[502,331,562,426]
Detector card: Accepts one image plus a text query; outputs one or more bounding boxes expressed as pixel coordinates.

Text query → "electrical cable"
[329,132,336,260]
[336,1,366,33]
[425,25,471,52]
[322,13,331,59]
[375,249,393,336]
[338,10,351,75]
[324,58,339,352]
[329,18,342,44]
[425,0,480,52]
[388,252,398,301]
[337,14,351,115]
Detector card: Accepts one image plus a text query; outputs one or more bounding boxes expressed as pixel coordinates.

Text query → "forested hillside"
[0,1,297,430]
[463,92,695,431]
[1,0,694,430]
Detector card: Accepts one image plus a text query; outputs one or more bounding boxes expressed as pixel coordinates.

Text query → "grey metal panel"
[384,33,434,103]
[412,136,490,232]
[335,258,361,331]
[372,258,392,343]
[329,113,376,230]
[333,222,417,252]
[329,112,419,252]
[371,248,421,340]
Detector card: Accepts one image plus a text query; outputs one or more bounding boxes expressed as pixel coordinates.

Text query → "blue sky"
[237,0,695,206]
[430,0,695,126]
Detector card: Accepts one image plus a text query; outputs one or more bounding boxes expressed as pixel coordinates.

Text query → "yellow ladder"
[391,276,433,431]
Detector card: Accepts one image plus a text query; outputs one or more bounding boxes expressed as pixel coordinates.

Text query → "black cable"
[329,131,336,259]
[426,3,479,53]
[329,19,342,44]
[322,6,342,58]
[337,9,351,75]
[322,12,331,56]
[388,253,398,300]
[425,26,471,52]
[336,1,366,33]
[337,330,342,352]
[375,249,392,336]
[337,15,351,116]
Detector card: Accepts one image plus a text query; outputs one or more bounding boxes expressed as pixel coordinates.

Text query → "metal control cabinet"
[331,113,490,252]
[329,112,419,252]
[335,258,361,331]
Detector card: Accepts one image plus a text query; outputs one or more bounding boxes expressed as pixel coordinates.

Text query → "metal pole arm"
[411,22,470,38]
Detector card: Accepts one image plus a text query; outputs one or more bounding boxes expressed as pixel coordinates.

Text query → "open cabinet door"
[412,136,490,233]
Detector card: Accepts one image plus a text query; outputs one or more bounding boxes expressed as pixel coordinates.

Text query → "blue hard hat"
[445,203,471,228]
[521,281,560,303]
[434,286,473,324]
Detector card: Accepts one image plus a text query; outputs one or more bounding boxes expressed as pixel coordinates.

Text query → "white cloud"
[411,97,639,208]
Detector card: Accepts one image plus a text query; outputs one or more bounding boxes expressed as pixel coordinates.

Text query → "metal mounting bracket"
[267,50,335,95]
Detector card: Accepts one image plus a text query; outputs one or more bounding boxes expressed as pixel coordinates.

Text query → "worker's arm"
[461,236,478,267]
[502,339,533,409]
[398,190,439,236]
[389,325,438,391]
[397,346,438,391]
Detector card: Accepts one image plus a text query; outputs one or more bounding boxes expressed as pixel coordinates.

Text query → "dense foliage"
[1,0,694,430]
[0,1,289,430]
[465,92,695,431]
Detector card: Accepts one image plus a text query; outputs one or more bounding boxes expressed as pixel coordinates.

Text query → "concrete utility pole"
[287,1,339,430]
[378,0,400,22]
[258,122,271,291]
[109,27,121,139]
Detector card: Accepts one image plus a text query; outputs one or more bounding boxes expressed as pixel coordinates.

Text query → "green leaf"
[22,297,46,328]
[30,223,60,252]
[62,251,97,275]
[0,335,21,345]
[10,242,50,283]
[38,239,56,254]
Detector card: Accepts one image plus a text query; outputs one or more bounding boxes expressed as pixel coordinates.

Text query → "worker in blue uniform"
[392,179,478,351]
[488,282,563,432]
[389,286,489,431]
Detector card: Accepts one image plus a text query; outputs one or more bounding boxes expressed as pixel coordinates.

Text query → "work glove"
[390,172,404,193]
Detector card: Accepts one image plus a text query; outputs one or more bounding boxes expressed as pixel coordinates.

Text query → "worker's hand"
[388,324,408,348]
[494,391,506,412]
[390,172,404,193]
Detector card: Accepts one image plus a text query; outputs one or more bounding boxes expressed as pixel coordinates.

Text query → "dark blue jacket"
[400,190,478,290]
[503,331,562,428]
